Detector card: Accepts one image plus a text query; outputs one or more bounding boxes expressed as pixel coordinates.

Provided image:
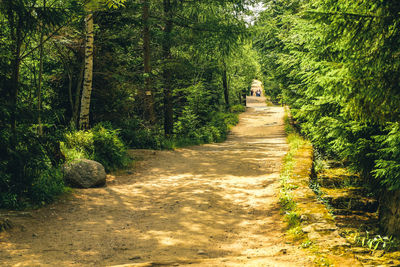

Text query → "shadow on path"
[0,96,313,266]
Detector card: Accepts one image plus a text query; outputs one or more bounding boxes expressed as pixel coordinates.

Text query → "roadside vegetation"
[0,0,260,209]
[279,110,305,240]
[254,0,400,238]
[280,110,334,266]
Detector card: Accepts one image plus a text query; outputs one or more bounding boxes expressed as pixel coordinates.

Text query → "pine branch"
[306,10,388,19]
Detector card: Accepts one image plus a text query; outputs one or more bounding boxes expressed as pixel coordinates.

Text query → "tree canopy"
[0,0,260,208]
[2,0,400,209]
[254,0,400,190]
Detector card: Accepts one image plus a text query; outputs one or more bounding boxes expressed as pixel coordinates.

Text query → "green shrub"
[114,108,240,150]
[116,118,166,149]
[61,125,130,172]
[0,127,66,209]
[174,107,200,138]
[92,125,130,171]
[210,112,239,138]
[31,167,66,205]
[62,130,94,161]
[230,104,246,113]
[373,123,400,190]
[64,130,94,156]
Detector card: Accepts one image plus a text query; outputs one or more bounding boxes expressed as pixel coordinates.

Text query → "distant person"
[256,90,261,97]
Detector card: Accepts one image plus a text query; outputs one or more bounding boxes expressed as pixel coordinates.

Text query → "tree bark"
[37,0,46,136]
[72,62,84,128]
[163,0,173,136]
[79,11,94,130]
[222,60,229,110]
[8,8,23,149]
[142,0,156,124]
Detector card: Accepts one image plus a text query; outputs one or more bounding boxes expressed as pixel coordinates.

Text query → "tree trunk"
[79,11,94,130]
[142,0,156,124]
[71,61,84,128]
[222,60,229,110]
[67,72,73,113]
[37,0,46,136]
[8,10,23,149]
[163,0,173,136]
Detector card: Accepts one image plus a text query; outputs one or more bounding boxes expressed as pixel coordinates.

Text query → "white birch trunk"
[79,11,94,130]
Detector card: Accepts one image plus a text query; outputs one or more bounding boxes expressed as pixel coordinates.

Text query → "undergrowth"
[281,108,334,266]
[116,110,241,150]
[280,109,306,240]
[61,124,131,172]
[352,231,400,252]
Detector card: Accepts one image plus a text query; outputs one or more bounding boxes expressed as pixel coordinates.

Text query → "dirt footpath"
[0,96,313,266]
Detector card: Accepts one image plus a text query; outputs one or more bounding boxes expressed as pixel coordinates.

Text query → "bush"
[114,108,240,150]
[373,123,400,190]
[0,127,66,209]
[230,104,246,113]
[61,125,130,172]
[62,130,94,161]
[92,125,130,171]
[31,167,65,205]
[172,110,239,146]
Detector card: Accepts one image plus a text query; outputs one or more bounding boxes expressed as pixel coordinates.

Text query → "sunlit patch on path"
[0,93,313,266]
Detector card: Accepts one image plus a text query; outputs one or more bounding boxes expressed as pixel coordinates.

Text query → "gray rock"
[64,159,106,188]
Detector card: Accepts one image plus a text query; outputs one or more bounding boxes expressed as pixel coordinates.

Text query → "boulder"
[64,159,106,188]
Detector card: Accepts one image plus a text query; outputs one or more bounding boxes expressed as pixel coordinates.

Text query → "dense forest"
[0,0,260,208]
[1,0,400,229]
[254,0,400,194]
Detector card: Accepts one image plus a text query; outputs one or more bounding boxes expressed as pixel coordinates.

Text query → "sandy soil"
[0,95,314,266]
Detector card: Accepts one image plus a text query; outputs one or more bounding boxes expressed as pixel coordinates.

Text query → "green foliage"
[353,231,400,252]
[230,104,246,113]
[61,125,130,172]
[173,110,239,146]
[279,113,306,238]
[373,123,400,190]
[30,167,66,205]
[92,124,130,171]
[63,131,94,160]
[254,0,400,191]
[0,0,260,209]
[117,119,167,150]
[0,128,66,209]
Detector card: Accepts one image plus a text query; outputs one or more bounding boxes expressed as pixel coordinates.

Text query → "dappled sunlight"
[0,97,312,266]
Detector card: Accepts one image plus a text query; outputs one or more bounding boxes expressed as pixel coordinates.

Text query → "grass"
[279,108,306,240]
[280,108,334,266]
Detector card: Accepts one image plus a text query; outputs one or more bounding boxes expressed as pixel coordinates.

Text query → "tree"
[141,0,156,124]
[79,0,126,130]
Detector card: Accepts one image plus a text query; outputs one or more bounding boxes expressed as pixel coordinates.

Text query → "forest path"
[0,96,313,266]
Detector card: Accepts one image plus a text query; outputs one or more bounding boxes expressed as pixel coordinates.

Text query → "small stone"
[302,225,313,233]
[32,233,38,237]
[280,249,287,254]
[197,250,207,255]
[300,215,308,222]
[129,256,141,260]
[372,250,385,257]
